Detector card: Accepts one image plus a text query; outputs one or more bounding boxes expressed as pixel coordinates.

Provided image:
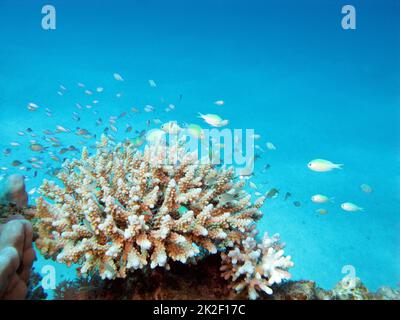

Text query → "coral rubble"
[33,135,267,281]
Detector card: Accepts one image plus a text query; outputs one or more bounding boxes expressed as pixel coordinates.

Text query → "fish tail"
[335,164,344,169]
[197,112,204,119]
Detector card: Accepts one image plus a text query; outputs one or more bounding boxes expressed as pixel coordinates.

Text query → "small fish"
[57,91,63,96]
[10,142,21,147]
[293,201,301,207]
[125,125,133,133]
[144,105,155,113]
[153,119,162,125]
[82,218,94,233]
[113,73,124,81]
[119,112,127,119]
[3,148,11,156]
[265,188,279,199]
[186,123,204,139]
[110,125,118,133]
[76,128,90,136]
[28,188,37,195]
[60,85,67,91]
[11,160,23,167]
[77,83,85,88]
[262,164,271,172]
[132,136,145,148]
[131,107,140,113]
[56,125,71,133]
[214,100,225,106]
[43,130,54,135]
[96,87,104,93]
[360,184,373,193]
[96,118,103,126]
[316,208,328,215]
[27,102,39,111]
[168,104,175,110]
[116,93,122,98]
[198,113,228,127]
[284,192,292,201]
[84,89,93,95]
[76,103,83,109]
[308,159,343,172]
[161,121,181,134]
[266,142,276,150]
[311,194,334,204]
[249,182,257,190]
[148,79,157,87]
[341,202,363,212]
[178,205,189,215]
[29,143,46,152]
[17,131,25,136]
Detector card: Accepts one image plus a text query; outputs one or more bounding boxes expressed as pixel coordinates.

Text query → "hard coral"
[220,233,293,299]
[34,135,265,280]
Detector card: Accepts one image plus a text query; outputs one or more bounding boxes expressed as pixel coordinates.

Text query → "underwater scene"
[0,0,399,301]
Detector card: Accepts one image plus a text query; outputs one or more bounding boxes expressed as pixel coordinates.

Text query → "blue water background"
[0,0,399,295]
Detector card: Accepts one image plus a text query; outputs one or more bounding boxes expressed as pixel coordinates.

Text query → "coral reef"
[220,233,293,299]
[33,135,266,280]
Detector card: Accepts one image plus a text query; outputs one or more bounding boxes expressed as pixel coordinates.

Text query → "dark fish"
[262,164,271,172]
[266,188,279,199]
[284,192,292,201]
[293,201,301,207]
[125,125,133,133]
[26,128,33,133]
[3,148,11,156]
[11,160,23,167]
[34,171,38,177]
[118,112,127,118]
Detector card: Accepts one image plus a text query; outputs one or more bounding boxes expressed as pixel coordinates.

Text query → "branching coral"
[33,135,265,280]
[220,233,294,299]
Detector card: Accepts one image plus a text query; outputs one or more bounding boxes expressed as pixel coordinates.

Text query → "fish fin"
[335,164,344,169]
[197,112,205,119]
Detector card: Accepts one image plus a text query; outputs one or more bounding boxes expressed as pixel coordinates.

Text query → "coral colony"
[32,133,293,299]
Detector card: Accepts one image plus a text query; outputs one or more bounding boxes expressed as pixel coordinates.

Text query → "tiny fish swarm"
[34,135,265,280]
[220,233,294,299]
